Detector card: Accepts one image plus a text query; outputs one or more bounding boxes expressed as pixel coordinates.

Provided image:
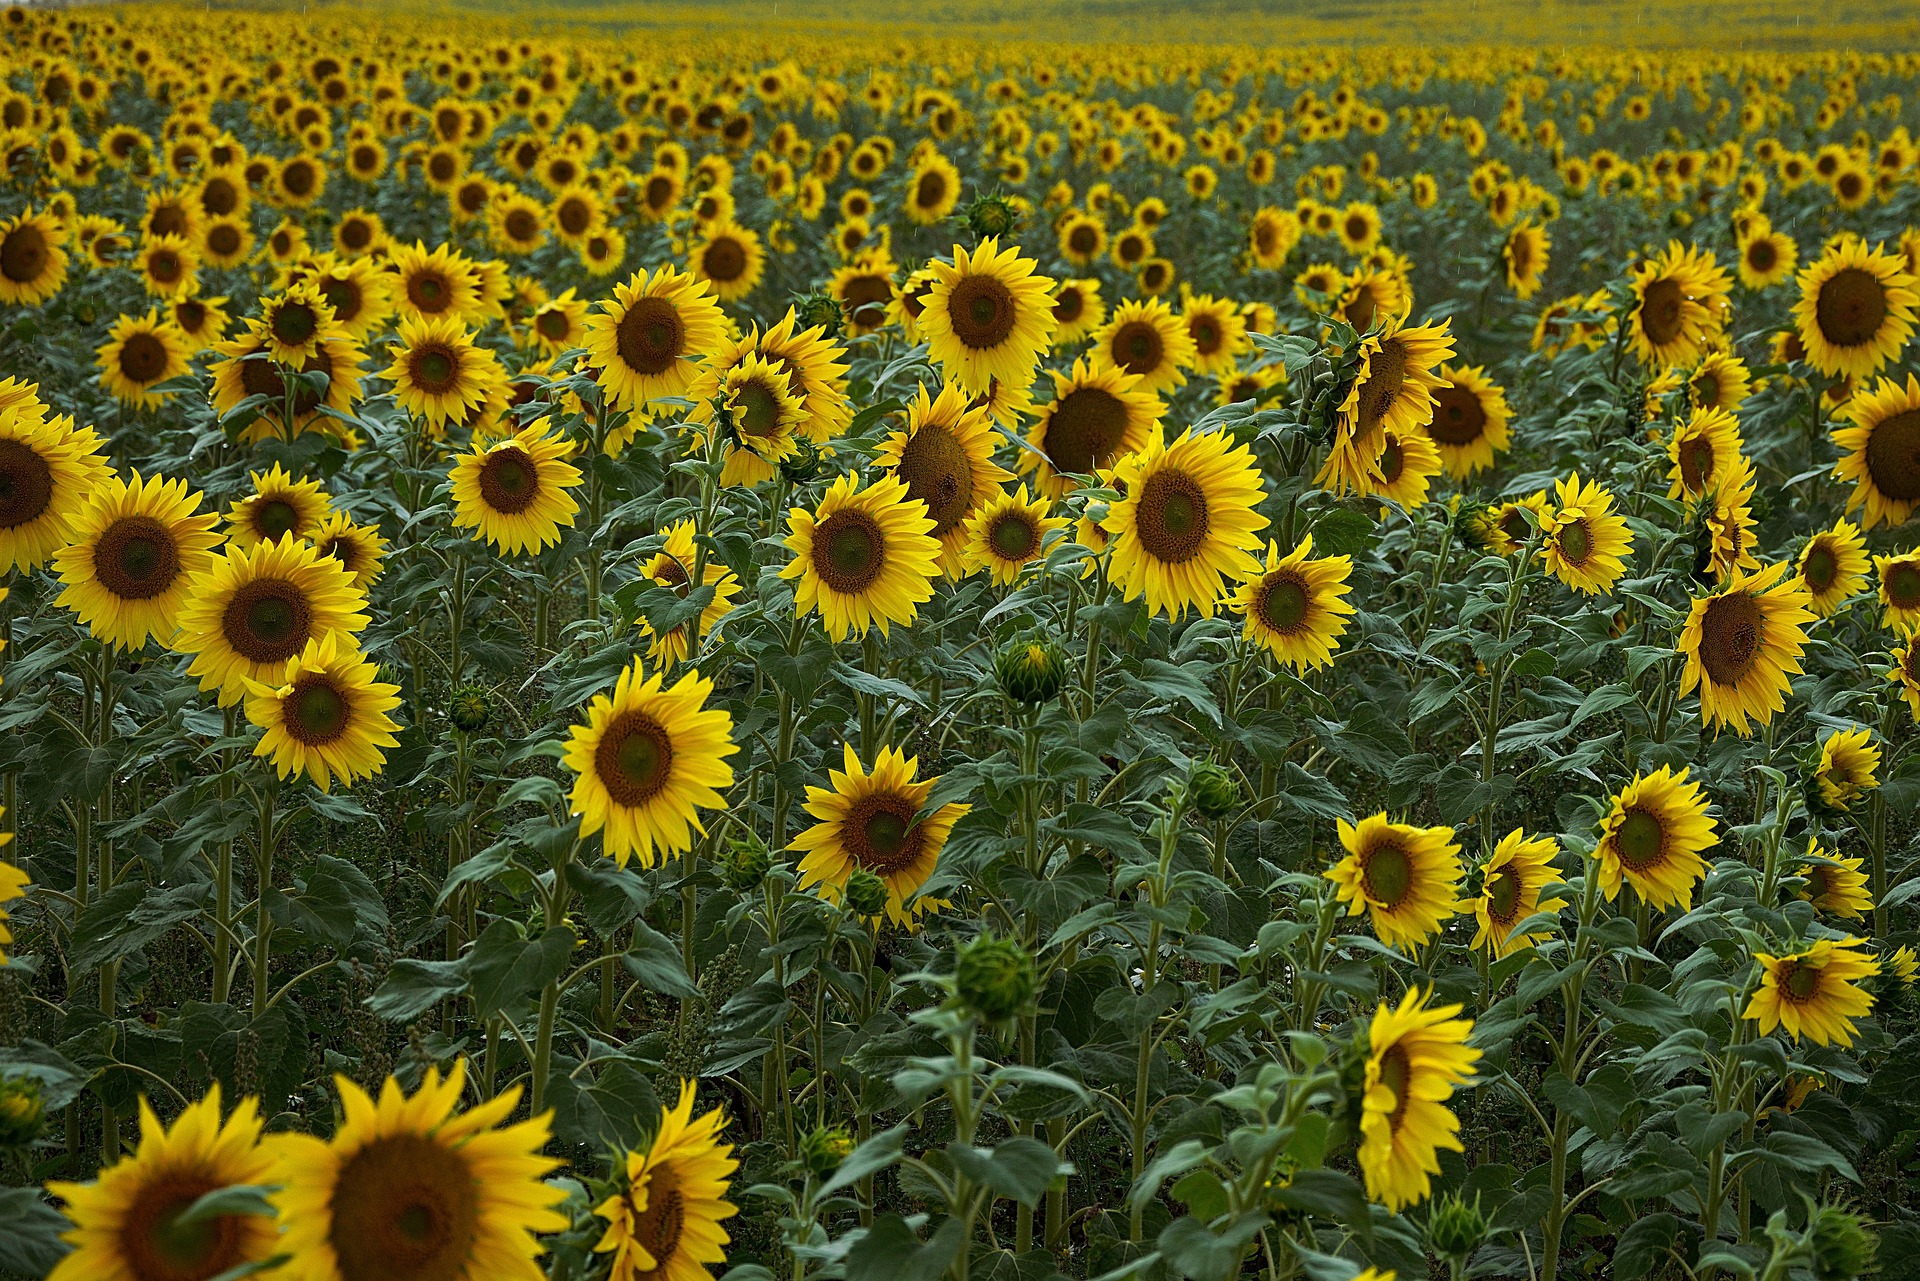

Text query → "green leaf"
[947,1136,1060,1209]
[173,1184,279,1227]
[1127,1138,1209,1209]
[1269,1169,1367,1227]
[547,1057,660,1150]
[1310,508,1375,557]
[1157,1212,1266,1281]
[844,1215,965,1281]
[1748,1130,1858,1182]
[1171,1170,1229,1221]
[623,920,699,999]
[1130,658,1221,727]
[72,881,207,972]
[468,921,575,1019]
[0,1186,71,1276]
[1614,1213,1679,1281]
[820,1124,908,1196]
[290,854,389,948]
[366,957,468,1021]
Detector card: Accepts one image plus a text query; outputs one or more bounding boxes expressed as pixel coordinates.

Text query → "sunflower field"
[2,2,1920,1279]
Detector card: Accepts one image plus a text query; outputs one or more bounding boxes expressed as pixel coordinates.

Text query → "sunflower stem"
[213,706,239,1006]
[251,781,277,1018]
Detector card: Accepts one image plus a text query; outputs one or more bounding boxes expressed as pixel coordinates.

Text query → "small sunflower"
[584,266,728,412]
[689,219,765,303]
[1812,727,1880,813]
[173,535,371,706]
[1591,765,1718,910]
[1230,535,1356,671]
[389,240,483,324]
[1179,293,1248,377]
[53,470,221,650]
[1022,355,1160,499]
[1318,316,1454,497]
[1666,406,1745,500]
[635,519,741,668]
[1830,371,1920,531]
[781,472,941,641]
[1743,938,1879,1048]
[1791,238,1919,380]
[920,237,1057,395]
[1737,219,1798,290]
[1089,296,1195,396]
[1875,551,1920,632]
[1371,424,1443,509]
[828,251,896,336]
[1677,561,1815,737]
[225,463,332,549]
[383,316,504,434]
[525,289,590,357]
[1697,455,1761,584]
[1424,364,1511,478]
[246,632,402,792]
[1057,212,1107,268]
[564,661,738,867]
[258,282,345,366]
[1048,278,1106,346]
[1625,241,1730,368]
[312,511,387,590]
[310,257,395,342]
[1892,636,1920,720]
[0,208,69,306]
[1688,351,1752,415]
[1540,473,1633,595]
[905,152,963,225]
[0,407,104,574]
[1357,988,1481,1213]
[873,381,1014,575]
[713,353,808,486]
[95,309,191,408]
[1325,813,1463,951]
[1793,842,1873,922]
[594,1082,739,1281]
[1471,828,1566,957]
[448,423,583,556]
[134,233,199,299]
[960,484,1066,585]
[793,743,971,926]
[1106,426,1269,618]
[1502,219,1550,299]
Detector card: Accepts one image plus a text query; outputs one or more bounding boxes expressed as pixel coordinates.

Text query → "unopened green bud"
[845,868,889,918]
[1188,760,1240,821]
[1427,1191,1488,1261]
[800,1123,855,1175]
[965,193,1022,240]
[1807,1204,1876,1281]
[720,832,773,892]
[793,288,842,338]
[0,1076,45,1148]
[995,633,1067,705]
[447,684,493,734]
[779,436,825,485]
[954,933,1035,1023]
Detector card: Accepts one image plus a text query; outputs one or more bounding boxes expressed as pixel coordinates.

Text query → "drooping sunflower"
[246,632,402,792]
[1180,293,1248,377]
[1812,727,1880,813]
[594,1082,739,1281]
[1357,988,1482,1214]
[1591,765,1718,910]
[1697,454,1761,584]
[961,484,1066,585]
[174,536,370,706]
[792,743,971,926]
[1371,425,1443,509]
[635,519,741,668]
[563,661,738,867]
[1625,241,1731,368]
[1502,219,1550,299]
[1317,316,1454,497]
[920,237,1057,395]
[1540,473,1633,595]
[1022,355,1159,499]
[389,240,483,325]
[1089,297,1196,396]
[780,472,941,641]
[383,316,504,434]
[312,511,387,591]
[1423,364,1511,478]
[1830,371,1920,531]
[689,219,765,303]
[1743,938,1879,1048]
[171,294,232,346]
[53,470,221,651]
[584,266,728,413]
[95,309,192,409]
[1677,561,1815,737]
[1230,534,1356,671]
[47,1086,280,1281]
[271,1061,568,1281]
[1106,427,1269,618]
[1471,828,1566,957]
[0,407,103,574]
[0,208,69,306]
[1794,842,1873,922]
[828,251,897,337]
[1791,238,1919,380]
[1325,813,1463,951]
[873,380,1013,575]
[225,463,333,549]
[1875,551,1920,632]
[448,423,583,556]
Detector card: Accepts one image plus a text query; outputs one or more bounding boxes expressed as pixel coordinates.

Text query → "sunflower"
[46,1086,280,1281]
[174,536,370,706]
[688,309,853,448]
[1688,351,1752,415]
[389,240,483,324]
[1371,425,1443,509]
[95,309,191,408]
[549,184,605,249]
[1215,362,1287,409]
[1018,356,1154,499]
[1057,212,1107,268]
[448,423,582,556]
[1180,293,1248,377]
[1357,988,1481,1214]
[312,511,387,591]
[920,237,1057,395]
[1502,220,1550,299]
[171,294,231,346]
[209,325,365,444]
[0,208,69,306]
[527,289,589,357]
[0,846,22,966]
[635,519,741,668]
[1831,371,1920,530]
[1411,363,1506,479]
[1875,551,1920,633]
[689,219,764,303]
[257,282,345,366]
[828,252,896,337]
[310,258,394,343]
[271,1061,568,1281]
[1334,268,1406,334]
[1666,406,1744,500]
[1247,206,1301,271]
[1698,455,1761,584]
[1812,727,1880,813]
[792,743,970,926]
[1318,316,1454,497]
[1792,238,1919,380]
[225,463,332,549]
[961,484,1065,585]
[383,316,503,433]
[594,1082,739,1281]
[488,191,549,256]
[1471,828,1566,957]
[54,470,221,651]
[905,152,962,225]
[873,380,1013,575]
[246,633,402,792]
[780,472,941,641]
[1591,765,1717,910]
[564,661,738,867]
[1319,806,1462,951]
[1737,221,1799,290]
[0,408,102,574]
[1677,561,1814,737]
[1230,534,1356,671]
[1539,472,1632,595]
[1743,938,1879,1048]
[134,233,198,299]
[1893,636,1920,720]
[1106,426,1268,618]
[1089,297,1195,398]
[712,353,809,486]
[1793,842,1873,922]
[1625,241,1730,368]
[1049,278,1105,347]
[584,266,728,413]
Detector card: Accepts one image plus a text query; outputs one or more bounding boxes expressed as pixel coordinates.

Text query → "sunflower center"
[506,208,538,242]
[1698,590,1762,687]
[595,710,676,807]
[411,345,459,395]
[915,171,947,208]
[1509,234,1533,274]
[1376,1042,1413,1130]
[947,274,1018,351]
[407,271,450,312]
[0,223,47,283]
[558,198,591,235]
[1555,516,1593,567]
[615,296,685,375]
[895,424,974,535]
[812,509,886,593]
[1639,278,1685,346]
[1343,286,1379,333]
[318,278,361,324]
[1779,960,1821,1003]
[1052,288,1084,324]
[1068,225,1098,255]
[1107,321,1161,377]
[120,1171,247,1281]
[1886,560,1920,610]
[0,438,55,529]
[1863,408,1920,502]
[1362,840,1412,906]
[1427,385,1486,445]
[1256,572,1310,634]
[478,447,539,515]
[1745,240,1777,272]
[1135,468,1212,563]
[330,1133,479,1281]
[285,674,349,745]
[93,515,181,600]
[1485,867,1520,922]
[1613,806,1667,870]
[733,381,782,438]
[1378,437,1405,484]
[989,511,1039,560]
[1190,317,1221,354]
[846,791,924,875]
[253,498,300,542]
[632,1165,688,1265]
[1815,267,1887,348]
[1353,338,1410,436]
[220,578,312,664]
[1044,388,1129,478]
[120,331,171,383]
[1679,438,1716,492]
[1801,543,1837,591]
[274,303,319,347]
[842,275,891,324]
[702,236,748,283]
[536,309,570,341]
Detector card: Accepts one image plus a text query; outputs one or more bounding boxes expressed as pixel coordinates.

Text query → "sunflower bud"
[1806,1204,1876,1281]
[779,436,825,485]
[800,1123,855,1175]
[793,288,842,338]
[965,193,1023,240]
[1426,1192,1488,1262]
[0,1076,44,1148]
[953,932,1035,1023]
[1188,760,1240,821]
[447,684,493,734]
[844,868,889,918]
[994,634,1067,705]
[720,831,773,892]
[1452,499,1502,552]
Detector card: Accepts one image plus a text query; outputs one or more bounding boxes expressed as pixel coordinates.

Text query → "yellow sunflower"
[383,316,505,435]
[1591,765,1717,910]
[312,511,388,591]
[1812,727,1880,813]
[1180,293,1248,377]
[1666,406,1745,501]
[1318,316,1454,498]
[1471,828,1566,957]
[225,463,333,549]
[47,1086,279,1281]
[1891,636,1920,720]
[1737,219,1798,290]
[53,470,221,651]
[526,289,590,357]
[689,219,765,303]
[95,309,191,408]
[311,257,395,342]
[258,282,346,366]
[636,520,741,668]
[920,237,1057,395]
[1743,939,1879,1048]
[448,423,583,556]
[563,661,738,867]
[1022,355,1160,499]
[1791,238,1919,380]
[828,252,897,337]
[1502,219,1550,299]
[173,535,371,706]
[0,208,68,306]
[1325,813,1463,951]
[1876,551,1920,632]
[1677,561,1815,737]
[209,324,365,444]
[584,266,728,413]
[1830,371,1920,531]
[1424,364,1511,478]
[0,845,22,967]
[1540,473,1633,595]
[1057,212,1107,269]
[793,743,971,926]
[388,240,483,325]
[1625,241,1730,368]
[960,484,1066,585]
[873,381,1014,576]
[1089,297,1195,396]
[1371,425,1443,509]
[594,1082,739,1281]
[1049,278,1106,347]
[0,407,105,574]
[780,472,941,641]
[713,353,808,486]
[271,1061,568,1281]
[1106,426,1269,619]
[1230,535,1356,671]
[246,632,402,792]
[1794,842,1873,922]
[134,233,199,299]
[1357,988,1481,1213]
[905,151,963,225]
[1688,351,1752,415]
[1698,455,1761,584]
